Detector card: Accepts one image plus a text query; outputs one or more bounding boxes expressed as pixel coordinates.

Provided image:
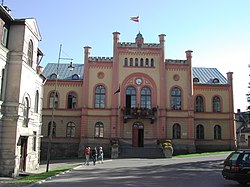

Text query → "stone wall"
[41,142,79,160]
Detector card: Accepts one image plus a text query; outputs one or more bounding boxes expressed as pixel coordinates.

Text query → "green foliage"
[162,139,173,150]
[15,166,74,183]
[174,151,233,158]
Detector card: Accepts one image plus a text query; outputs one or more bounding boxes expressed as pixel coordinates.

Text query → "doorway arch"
[132,122,144,147]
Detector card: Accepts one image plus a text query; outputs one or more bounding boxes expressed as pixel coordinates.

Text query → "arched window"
[129,58,133,66]
[72,74,79,80]
[196,96,204,112]
[95,122,104,138]
[140,87,151,109]
[214,125,221,140]
[66,122,75,137]
[48,121,56,137]
[124,58,128,66]
[34,90,39,113]
[126,86,136,108]
[140,58,144,66]
[145,58,149,66]
[49,91,58,108]
[150,58,154,67]
[213,78,219,83]
[95,85,105,108]
[193,78,199,83]
[135,58,138,66]
[50,73,57,80]
[23,97,29,127]
[67,92,77,109]
[213,96,221,112]
[27,40,33,67]
[171,87,181,110]
[196,124,204,139]
[173,123,181,139]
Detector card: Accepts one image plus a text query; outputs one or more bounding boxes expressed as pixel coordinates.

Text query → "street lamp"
[46,44,74,172]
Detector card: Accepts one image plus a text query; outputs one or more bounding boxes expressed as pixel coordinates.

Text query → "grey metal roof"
[192,67,228,85]
[43,63,84,80]
[43,63,228,85]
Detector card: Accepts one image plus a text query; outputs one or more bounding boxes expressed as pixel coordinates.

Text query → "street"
[32,155,249,187]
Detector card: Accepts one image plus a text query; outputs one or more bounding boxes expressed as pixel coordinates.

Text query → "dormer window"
[193,78,199,83]
[213,78,219,83]
[72,74,80,80]
[50,73,57,80]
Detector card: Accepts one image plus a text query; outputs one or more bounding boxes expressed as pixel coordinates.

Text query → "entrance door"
[19,136,28,172]
[248,136,250,148]
[132,122,144,147]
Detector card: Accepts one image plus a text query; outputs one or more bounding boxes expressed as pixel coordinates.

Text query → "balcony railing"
[122,107,157,123]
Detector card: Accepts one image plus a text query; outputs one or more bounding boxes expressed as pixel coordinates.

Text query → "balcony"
[122,107,157,124]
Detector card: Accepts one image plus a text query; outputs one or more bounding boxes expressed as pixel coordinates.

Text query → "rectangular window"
[33,131,37,151]
[1,27,8,47]
[99,127,104,137]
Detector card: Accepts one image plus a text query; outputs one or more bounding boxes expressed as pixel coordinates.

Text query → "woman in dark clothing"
[92,147,97,165]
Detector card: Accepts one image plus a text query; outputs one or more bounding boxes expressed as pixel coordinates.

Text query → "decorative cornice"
[193,85,228,90]
[89,57,113,62]
[89,63,112,69]
[119,48,160,56]
[46,81,83,87]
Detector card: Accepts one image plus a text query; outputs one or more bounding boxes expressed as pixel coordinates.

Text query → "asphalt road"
[32,154,249,187]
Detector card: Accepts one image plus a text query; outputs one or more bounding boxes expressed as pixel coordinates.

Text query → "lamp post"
[46,44,74,172]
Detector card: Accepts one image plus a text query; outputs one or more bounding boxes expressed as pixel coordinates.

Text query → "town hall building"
[41,31,236,159]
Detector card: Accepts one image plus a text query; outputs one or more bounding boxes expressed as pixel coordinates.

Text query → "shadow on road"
[35,160,250,187]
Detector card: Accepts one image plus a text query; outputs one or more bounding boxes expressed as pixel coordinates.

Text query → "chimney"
[159,34,166,46]
[185,50,193,59]
[113,32,120,44]
[226,72,233,85]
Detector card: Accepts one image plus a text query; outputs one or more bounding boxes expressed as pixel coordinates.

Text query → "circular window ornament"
[135,78,143,85]
[173,74,180,81]
[97,72,104,79]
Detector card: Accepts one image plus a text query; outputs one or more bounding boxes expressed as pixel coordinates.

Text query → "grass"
[14,166,75,184]
[173,151,233,158]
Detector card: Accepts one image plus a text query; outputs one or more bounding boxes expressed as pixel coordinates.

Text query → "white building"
[0,5,45,177]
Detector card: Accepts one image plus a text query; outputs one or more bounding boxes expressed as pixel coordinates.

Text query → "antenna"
[1,0,3,6]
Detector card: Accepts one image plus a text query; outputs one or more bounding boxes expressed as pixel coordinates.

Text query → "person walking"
[92,147,97,165]
[98,147,104,164]
[85,147,90,166]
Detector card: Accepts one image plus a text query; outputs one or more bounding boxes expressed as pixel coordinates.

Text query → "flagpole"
[138,19,140,33]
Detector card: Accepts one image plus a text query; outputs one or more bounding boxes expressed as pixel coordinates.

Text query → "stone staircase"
[119,146,165,158]
[117,139,165,158]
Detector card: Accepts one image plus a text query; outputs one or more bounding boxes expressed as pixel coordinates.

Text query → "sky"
[4,0,250,112]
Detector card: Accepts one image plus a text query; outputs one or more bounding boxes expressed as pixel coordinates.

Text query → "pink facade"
[42,32,236,159]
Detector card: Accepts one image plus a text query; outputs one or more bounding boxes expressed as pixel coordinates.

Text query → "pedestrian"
[85,146,90,166]
[92,147,97,165]
[98,147,104,164]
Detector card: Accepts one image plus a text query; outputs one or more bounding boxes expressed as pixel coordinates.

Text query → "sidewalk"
[0,158,84,186]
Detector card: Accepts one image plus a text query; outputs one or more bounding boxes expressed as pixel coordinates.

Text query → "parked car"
[222,149,250,185]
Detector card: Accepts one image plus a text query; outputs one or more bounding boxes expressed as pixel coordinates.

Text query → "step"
[119,146,165,158]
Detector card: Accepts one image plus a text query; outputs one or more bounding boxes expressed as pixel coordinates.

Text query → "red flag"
[130,16,139,22]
